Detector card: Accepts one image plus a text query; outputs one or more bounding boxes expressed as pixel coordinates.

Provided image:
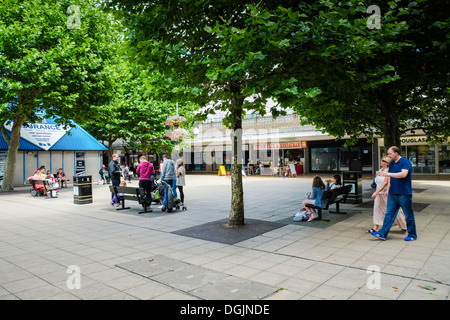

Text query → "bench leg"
[329,202,347,215]
[138,203,152,214]
[316,208,330,222]
[116,199,130,211]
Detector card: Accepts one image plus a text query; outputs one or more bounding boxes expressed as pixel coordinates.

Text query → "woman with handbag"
[367,156,407,233]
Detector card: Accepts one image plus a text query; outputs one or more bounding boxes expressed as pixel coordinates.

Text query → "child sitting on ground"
[110,180,127,207]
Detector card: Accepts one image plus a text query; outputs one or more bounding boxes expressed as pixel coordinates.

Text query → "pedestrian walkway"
[1,174,449,302]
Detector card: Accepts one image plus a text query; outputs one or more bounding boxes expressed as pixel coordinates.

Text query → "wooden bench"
[305,185,352,222]
[29,179,58,198]
[109,186,152,214]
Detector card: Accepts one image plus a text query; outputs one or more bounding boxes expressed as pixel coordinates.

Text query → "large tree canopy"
[105,0,408,226]
[290,0,450,148]
[0,0,118,191]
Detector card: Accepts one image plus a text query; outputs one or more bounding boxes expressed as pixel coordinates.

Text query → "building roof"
[1,117,107,151]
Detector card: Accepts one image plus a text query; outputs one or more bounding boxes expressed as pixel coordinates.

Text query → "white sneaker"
[308,212,318,222]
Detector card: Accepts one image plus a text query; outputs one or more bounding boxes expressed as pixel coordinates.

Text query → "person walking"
[371,146,417,241]
[367,156,407,233]
[108,153,122,199]
[136,155,155,209]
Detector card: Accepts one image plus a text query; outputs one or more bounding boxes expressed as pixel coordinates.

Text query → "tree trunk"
[378,87,402,149]
[383,108,402,149]
[228,83,245,227]
[1,118,26,192]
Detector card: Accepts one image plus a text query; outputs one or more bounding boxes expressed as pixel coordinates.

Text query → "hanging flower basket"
[165,115,187,127]
[165,128,189,141]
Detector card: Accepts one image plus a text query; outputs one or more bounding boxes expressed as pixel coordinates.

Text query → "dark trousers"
[111,178,120,199]
[177,186,184,203]
[139,179,152,205]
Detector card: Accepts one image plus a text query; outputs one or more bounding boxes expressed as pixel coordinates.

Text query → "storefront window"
[380,145,437,174]
[438,145,450,174]
[407,145,435,174]
[311,147,338,172]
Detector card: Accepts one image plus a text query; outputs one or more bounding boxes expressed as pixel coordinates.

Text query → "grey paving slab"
[190,275,279,300]
[1,174,449,302]
[117,254,279,300]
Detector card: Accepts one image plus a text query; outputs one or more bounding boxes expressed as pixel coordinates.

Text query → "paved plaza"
[1,174,450,302]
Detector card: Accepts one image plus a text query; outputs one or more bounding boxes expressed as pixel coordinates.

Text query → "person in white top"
[367,156,407,233]
[176,158,186,206]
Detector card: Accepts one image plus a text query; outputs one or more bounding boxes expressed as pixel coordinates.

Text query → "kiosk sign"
[3,121,69,151]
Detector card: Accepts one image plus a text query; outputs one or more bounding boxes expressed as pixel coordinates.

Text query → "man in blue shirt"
[371,146,417,241]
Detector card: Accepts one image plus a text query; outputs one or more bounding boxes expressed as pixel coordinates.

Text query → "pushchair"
[155,180,186,212]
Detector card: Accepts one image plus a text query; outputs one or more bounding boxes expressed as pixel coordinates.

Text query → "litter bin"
[73,175,93,204]
[343,171,362,204]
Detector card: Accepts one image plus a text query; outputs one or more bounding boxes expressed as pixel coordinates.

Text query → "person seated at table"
[284,160,297,178]
[56,168,68,187]
[28,170,48,196]
[46,170,56,187]
[38,166,47,180]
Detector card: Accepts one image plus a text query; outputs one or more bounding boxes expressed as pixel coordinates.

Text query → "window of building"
[311,147,338,172]
[438,145,450,174]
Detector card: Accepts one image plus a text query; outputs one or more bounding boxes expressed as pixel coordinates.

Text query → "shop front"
[252,142,305,175]
[308,139,373,174]
[378,136,450,175]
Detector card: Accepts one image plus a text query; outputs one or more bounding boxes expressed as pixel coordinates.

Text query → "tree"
[0,0,118,191]
[106,0,407,226]
[82,61,197,161]
[289,0,450,148]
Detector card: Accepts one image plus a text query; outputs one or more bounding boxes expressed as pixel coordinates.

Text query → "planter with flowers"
[165,115,187,127]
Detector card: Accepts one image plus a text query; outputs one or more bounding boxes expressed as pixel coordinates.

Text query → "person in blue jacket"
[302,176,326,222]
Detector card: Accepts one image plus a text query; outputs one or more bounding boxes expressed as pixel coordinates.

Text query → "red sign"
[255,142,301,150]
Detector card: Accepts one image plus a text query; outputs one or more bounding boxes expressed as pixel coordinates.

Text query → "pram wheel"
[30,189,38,197]
[182,206,187,211]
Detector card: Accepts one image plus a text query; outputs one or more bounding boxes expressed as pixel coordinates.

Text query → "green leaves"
[0,0,118,125]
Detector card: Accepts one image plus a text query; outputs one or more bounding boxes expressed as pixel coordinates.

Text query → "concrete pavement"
[1,173,449,302]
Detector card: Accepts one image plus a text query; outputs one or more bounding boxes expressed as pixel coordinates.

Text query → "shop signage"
[378,136,445,146]
[400,136,428,145]
[255,142,302,150]
[3,121,69,151]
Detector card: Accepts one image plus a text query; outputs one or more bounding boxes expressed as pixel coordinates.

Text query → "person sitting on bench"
[110,180,127,207]
[55,168,68,188]
[301,176,326,222]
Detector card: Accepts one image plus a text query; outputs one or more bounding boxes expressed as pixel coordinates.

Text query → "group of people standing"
[107,153,186,209]
[299,146,417,241]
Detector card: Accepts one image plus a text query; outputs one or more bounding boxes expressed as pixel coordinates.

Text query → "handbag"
[371,179,377,189]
